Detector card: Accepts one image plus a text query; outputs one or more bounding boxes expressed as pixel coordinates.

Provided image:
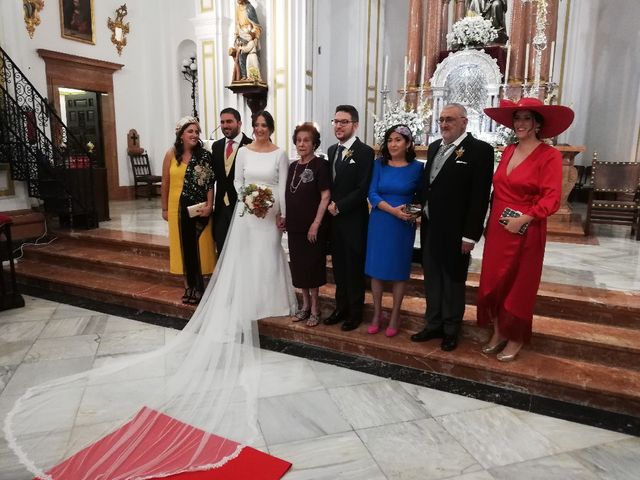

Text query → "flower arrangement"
[239,183,274,218]
[373,100,431,145]
[446,14,498,50]
[194,163,214,187]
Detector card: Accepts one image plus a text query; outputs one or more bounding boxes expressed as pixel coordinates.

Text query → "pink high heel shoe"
[367,314,387,334]
[385,326,399,337]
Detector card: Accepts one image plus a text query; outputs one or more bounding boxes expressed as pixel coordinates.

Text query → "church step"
[52,228,169,259]
[15,259,193,320]
[257,315,640,418]
[20,237,175,285]
[326,264,640,329]
[317,284,640,370]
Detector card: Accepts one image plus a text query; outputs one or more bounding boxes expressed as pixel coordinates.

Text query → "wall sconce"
[107,4,130,56]
[181,55,198,119]
[23,0,45,39]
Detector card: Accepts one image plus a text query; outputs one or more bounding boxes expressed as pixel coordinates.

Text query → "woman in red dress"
[477,98,574,361]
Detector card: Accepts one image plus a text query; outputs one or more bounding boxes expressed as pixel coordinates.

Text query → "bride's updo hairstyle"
[251,110,275,134]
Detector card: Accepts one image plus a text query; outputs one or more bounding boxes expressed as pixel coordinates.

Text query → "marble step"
[317,284,640,370]
[53,228,170,259]
[257,315,640,418]
[14,259,193,320]
[20,237,176,285]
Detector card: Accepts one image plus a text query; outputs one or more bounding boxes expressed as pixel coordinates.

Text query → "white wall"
[0,0,196,208]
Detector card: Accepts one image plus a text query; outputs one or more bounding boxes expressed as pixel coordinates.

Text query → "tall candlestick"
[523,43,530,85]
[504,42,511,86]
[403,55,408,90]
[420,55,426,88]
[548,41,556,82]
[382,55,389,87]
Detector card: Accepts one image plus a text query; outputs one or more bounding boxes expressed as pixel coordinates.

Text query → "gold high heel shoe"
[482,340,507,354]
[497,345,522,362]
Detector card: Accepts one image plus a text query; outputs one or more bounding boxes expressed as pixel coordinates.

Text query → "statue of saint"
[467,0,508,44]
[229,0,264,83]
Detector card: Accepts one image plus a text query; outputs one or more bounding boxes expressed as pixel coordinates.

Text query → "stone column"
[454,0,466,22]
[524,0,536,85]
[406,0,424,89]
[422,0,442,86]
[440,0,451,52]
[540,0,560,82]
[508,0,527,84]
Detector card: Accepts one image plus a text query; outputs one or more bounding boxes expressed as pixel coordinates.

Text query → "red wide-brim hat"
[484,97,575,138]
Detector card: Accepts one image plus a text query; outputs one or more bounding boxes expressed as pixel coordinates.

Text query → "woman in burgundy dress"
[285,123,331,326]
[477,98,574,361]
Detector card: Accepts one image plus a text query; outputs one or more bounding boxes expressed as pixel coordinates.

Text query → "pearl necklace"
[289,158,312,194]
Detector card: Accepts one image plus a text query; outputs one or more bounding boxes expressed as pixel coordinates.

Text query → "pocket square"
[455,160,468,164]
[349,159,356,164]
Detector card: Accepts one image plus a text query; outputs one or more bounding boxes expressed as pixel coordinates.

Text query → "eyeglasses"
[437,116,466,124]
[331,119,355,126]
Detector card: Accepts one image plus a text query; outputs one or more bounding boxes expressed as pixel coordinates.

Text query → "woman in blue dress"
[365,124,424,337]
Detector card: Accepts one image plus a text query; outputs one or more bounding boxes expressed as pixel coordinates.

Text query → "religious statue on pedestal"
[229,0,264,84]
[467,0,508,44]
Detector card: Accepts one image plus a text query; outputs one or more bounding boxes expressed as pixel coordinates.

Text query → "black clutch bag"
[499,207,529,235]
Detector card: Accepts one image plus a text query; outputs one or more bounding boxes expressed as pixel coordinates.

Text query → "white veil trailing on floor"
[4,203,296,479]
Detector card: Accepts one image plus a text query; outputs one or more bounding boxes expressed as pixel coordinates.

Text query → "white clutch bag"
[187,201,207,218]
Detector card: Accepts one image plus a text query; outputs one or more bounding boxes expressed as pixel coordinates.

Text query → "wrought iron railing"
[0,46,97,228]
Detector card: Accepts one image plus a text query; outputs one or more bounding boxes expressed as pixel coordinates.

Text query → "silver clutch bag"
[187,201,207,218]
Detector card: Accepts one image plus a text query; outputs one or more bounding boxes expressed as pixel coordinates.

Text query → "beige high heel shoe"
[482,339,507,354]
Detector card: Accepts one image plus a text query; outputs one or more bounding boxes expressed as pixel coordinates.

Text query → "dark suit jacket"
[328,138,374,241]
[211,133,252,210]
[420,133,494,279]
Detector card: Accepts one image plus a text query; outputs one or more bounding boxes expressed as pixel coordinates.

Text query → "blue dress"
[365,159,424,281]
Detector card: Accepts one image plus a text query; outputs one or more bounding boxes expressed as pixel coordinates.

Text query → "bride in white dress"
[4,112,295,479]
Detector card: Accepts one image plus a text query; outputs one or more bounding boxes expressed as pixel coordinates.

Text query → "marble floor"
[101,199,640,293]
[1,295,639,480]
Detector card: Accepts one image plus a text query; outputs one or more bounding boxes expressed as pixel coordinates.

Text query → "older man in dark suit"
[211,108,252,254]
[324,105,374,331]
[411,103,494,351]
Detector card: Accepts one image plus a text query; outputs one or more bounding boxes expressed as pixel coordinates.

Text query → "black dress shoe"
[441,334,458,352]
[324,309,347,325]
[341,318,362,331]
[410,328,444,342]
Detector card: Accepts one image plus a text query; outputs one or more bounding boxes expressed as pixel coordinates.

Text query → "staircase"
[0,46,98,229]
[14,230,640,427]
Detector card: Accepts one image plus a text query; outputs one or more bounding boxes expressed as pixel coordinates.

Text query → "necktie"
[223,140,235,206]
[429,142,452,184]
[225,139,234,160]
[333,145,345,179]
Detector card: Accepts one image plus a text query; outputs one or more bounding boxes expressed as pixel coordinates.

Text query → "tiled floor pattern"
[1,296,638,479]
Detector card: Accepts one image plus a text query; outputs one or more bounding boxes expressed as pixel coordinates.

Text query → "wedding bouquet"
[447,14,497,50]
[239,183,274,218]
[373,100,431,145]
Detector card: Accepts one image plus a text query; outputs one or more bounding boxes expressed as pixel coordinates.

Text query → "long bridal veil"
[4,203,295,479]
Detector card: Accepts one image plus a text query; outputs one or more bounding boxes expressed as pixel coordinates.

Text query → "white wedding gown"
[4,147,295,479]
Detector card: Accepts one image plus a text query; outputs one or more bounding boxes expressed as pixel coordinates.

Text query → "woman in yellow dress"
[161,116,216,304]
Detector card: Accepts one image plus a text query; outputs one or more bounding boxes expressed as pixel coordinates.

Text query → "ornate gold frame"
[23,0,45,39]
[107,4,130,56]
[59,0,96,44]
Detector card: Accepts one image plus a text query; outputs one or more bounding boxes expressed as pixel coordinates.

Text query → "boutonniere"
[343,149,353,161]
[455,147,465,159]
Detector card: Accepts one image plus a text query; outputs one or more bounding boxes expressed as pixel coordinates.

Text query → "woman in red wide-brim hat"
[477,97,574,362]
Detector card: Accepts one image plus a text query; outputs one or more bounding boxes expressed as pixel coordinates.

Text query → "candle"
[420,55,426,88]
[504,42,511,85]
[548,40,556,81]
[382,55,389,88]
[403,55,408,90]
[524,43,530,85]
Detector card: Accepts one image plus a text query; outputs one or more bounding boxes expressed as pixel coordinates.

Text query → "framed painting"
[59,0,95,44]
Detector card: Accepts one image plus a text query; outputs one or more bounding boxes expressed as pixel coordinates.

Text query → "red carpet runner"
[38,407,291,480]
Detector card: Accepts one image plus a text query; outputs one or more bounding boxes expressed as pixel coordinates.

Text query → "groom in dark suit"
[211,108,252,254]
[411,103,493,351]
[324,105,374,331]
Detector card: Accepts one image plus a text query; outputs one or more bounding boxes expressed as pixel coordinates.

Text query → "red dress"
[477,143,562,343]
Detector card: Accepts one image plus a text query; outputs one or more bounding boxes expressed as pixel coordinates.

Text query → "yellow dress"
[168,160,216,275]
